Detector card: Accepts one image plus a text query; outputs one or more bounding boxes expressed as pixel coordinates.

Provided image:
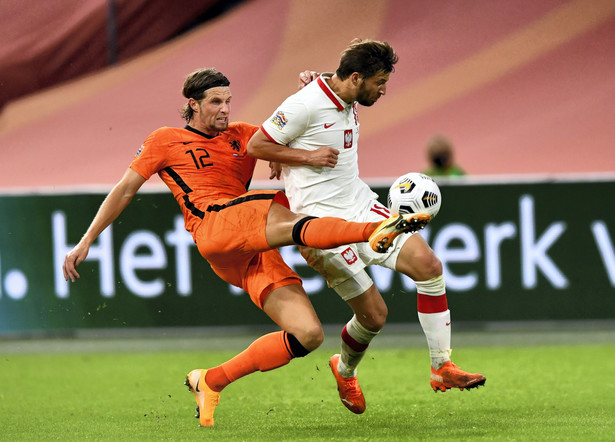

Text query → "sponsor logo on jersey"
[324,122,335,129]
[271,111,288,130]
[135,145,144,157]
[341,247,358,265]
[344,129,353,149]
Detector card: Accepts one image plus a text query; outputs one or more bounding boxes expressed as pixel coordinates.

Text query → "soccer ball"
[387,172,441,219]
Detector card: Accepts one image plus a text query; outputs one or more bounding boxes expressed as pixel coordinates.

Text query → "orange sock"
[205,331,294,392]
[297,217,380,249]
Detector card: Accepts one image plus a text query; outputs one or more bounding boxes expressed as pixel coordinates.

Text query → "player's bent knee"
[348,285,388,331]
[399,250,442,280]
[425,254,443,278]
[372,308,388,330]
[306,325,325,350]
[287,329,322,356]
[293,325,324,352]
[359,309,387,332]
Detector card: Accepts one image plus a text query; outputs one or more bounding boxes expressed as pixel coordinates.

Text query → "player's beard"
[356,85,379,107]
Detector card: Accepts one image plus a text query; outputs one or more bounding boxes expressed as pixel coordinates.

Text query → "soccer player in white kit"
[248,39,485,414]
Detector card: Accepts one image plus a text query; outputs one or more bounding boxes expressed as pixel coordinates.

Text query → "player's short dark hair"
[181,68,230,122]
[335,39,398,80]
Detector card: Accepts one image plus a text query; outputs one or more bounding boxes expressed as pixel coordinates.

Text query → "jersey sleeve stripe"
[260,125,281,144]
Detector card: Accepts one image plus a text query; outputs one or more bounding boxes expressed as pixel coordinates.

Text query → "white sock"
[415,276,451,370]
[418,310,452,369]
[339,315,379,378]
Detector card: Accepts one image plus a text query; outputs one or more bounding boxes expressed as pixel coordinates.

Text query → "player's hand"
[63,242,90,282]
[298,70,319,89]
[269,161,283,180]
[308,146,339,168]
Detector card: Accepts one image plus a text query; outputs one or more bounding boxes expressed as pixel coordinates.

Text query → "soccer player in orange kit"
[62,67,430,427]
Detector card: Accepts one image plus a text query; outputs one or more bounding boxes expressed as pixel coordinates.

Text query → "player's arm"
[62,168,146,282]
[247,129,338,169]
[263,71,319,180]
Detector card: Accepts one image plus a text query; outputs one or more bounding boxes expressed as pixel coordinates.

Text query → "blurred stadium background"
[0,0,614,339]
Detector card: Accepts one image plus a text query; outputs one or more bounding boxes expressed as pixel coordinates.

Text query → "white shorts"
[299,199,414,301]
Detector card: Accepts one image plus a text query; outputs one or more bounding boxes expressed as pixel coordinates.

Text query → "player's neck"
[186,124,217,139]
[326,74,355,105]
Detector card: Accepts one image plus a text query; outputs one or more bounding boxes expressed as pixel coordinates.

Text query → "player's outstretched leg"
[185,369,220,427]
[430,361,486,392]
[329,354,366,414]
[369,213,431,253]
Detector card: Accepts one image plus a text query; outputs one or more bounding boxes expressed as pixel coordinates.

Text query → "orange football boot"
[185,369,220,427]
[329,354,366,414]
[369,213,431,253]
[430,361,486,392]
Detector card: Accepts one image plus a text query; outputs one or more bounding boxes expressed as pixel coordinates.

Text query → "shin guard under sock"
[294,217,379,249]
[205,331,308,392]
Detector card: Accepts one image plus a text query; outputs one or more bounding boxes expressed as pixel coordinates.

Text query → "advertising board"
[1,178,614,333]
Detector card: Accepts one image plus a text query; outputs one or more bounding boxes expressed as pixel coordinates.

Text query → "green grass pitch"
[1,336,614,440]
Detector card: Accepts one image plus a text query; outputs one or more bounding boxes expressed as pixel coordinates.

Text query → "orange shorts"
[195,189,302,309]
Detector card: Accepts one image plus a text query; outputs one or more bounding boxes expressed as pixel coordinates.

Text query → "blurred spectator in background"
[422,134,466,177]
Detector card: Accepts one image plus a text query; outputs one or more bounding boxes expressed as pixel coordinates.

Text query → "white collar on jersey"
[316,73,351,111]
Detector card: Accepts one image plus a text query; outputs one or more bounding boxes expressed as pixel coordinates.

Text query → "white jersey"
[260,73,378,218]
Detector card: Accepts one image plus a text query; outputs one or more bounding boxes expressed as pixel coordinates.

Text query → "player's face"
[193,86,232,135]
[356,71,390,107]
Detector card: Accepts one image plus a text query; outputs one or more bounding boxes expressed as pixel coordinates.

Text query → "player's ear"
[189,98,200,113]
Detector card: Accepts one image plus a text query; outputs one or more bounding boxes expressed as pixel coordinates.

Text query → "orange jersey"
[130,123,258,236]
